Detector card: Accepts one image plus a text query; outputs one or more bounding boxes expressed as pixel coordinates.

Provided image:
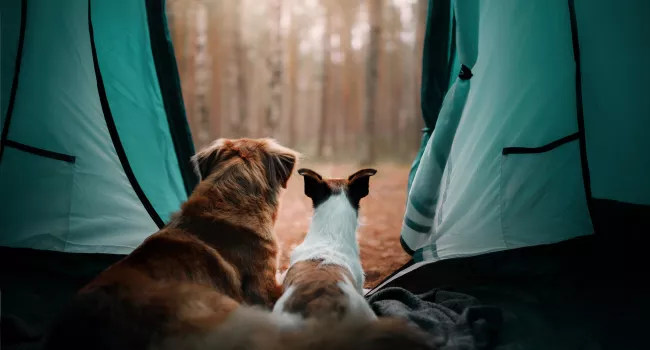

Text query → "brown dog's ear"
[298,168,327,202]
[190,139,230,180]
[264,139,300,189]
[347,168,377,201]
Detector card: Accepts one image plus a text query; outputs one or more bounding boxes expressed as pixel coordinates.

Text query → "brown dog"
[43,138,298,349]
[43,138,434,350]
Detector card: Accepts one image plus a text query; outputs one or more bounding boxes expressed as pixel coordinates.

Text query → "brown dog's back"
[43,234,241,350]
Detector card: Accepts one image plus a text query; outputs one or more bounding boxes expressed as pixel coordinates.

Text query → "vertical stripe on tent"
[145,0,198,196]
[420,0,454,130]
[0,0,27,166]
[407,0,453,192]
[88,0,165,229]
[568,0,594,218]
[446,15,457,89]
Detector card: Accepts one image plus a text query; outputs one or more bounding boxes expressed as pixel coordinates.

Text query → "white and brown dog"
[44,140,432,350]
[273,168,378,322]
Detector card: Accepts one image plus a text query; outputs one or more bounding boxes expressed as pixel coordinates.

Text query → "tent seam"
[568,0,594,221]
[0,0,28,167]
[502,132,579,155]
[4,140,76,163]
[88,0,165,229]
[144,0,198,196]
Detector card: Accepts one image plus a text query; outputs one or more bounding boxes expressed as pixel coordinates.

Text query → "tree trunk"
[263,0,284,138]
[328,63,339,156]
[378,2,390,157]
[411,0,427,150]
[207,1,222,141]
[341,1,356,154]
[194,1,211,149]
[317,1,331,158]
[361,0,381,165]
[331,4,345,156]
[388,5,402,159]
[286,1,299,148]
[232,0,248,137]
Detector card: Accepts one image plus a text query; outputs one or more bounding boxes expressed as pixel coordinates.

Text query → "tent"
[400,0,650,262]
[0,0,197,253]
[1,0,649,349]
[0,0,197,346]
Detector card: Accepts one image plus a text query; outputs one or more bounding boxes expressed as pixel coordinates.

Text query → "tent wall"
[576,0,650,206]
[93,0,188,225]
[402,0,611,261]
[0,0,196,255]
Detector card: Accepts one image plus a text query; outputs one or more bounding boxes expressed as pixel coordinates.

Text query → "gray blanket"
[367,287,503,350]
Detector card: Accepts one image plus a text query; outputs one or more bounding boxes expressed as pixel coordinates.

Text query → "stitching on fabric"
[5,140,76,163]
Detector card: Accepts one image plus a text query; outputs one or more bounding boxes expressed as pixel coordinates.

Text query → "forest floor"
[275,161,412,289]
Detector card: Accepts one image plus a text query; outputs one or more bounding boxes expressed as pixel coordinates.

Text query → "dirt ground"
[275,162,412,289]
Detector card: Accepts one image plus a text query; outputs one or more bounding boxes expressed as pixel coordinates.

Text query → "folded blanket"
[367,287,503,350]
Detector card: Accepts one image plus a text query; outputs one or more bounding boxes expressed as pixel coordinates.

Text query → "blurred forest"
[166,0,428,164]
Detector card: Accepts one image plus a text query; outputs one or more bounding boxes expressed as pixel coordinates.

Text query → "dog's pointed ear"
[347,168,377,201]
[264,139,301,189]
[190,139,229,180]
[297,168,327,201]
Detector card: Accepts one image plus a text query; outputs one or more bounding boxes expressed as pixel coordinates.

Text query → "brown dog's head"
[297,168,377,212]
[190,138,300,203]
[192,138,299,185]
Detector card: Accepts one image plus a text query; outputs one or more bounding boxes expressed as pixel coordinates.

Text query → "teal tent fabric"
[93,0,187,225]
[0,1,22,130]
[402,0,650,262]
[576,0,650,205]
[0,0,196,255]
[407,0,454,193]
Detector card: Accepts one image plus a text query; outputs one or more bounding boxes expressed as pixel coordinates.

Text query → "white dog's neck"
[289,192,365,290]
[306,193,359,250]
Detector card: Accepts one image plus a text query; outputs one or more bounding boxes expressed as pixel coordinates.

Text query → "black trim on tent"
[568,0,594,217]
[0,0,28,166]
[502,132,579,155]
[145,0,199,196]
[88,0,165,229]
[400,236,416,256]
[5,140,76,163]
[364,258,414,297]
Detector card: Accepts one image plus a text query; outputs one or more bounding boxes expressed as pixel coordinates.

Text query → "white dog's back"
[273,168,378,322]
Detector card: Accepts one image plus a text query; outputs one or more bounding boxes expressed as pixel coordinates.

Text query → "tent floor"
[367,234,649,350]
[2,234,648,350]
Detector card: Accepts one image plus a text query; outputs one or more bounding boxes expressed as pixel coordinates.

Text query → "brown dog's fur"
[43,138,298,349]
[43,138,434,350]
